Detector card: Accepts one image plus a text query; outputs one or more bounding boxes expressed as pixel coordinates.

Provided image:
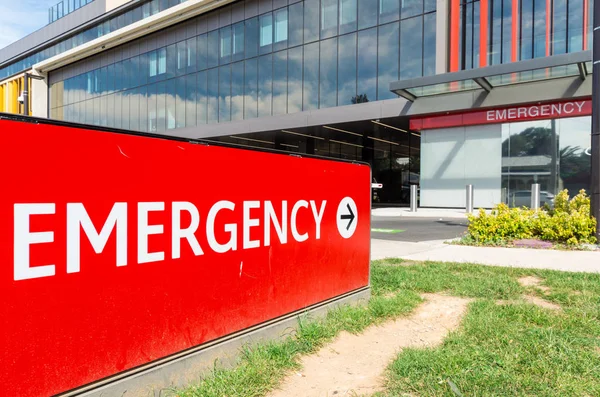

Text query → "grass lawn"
[178,260,600,397]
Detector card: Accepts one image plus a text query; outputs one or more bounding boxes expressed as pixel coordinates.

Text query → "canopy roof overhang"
[389,51,592,102]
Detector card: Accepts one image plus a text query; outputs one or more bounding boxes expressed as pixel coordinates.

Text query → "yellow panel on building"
[0,75,31,116]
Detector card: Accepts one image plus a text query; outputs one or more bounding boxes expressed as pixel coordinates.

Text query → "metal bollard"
[410,185,418,212]
[466,184,474,213]
[531,183,540,210]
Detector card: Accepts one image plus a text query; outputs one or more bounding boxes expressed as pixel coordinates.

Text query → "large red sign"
[410,98,592,130]
[0,118,370,397]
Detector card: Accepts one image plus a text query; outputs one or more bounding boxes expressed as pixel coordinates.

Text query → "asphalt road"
[371,216,468,242]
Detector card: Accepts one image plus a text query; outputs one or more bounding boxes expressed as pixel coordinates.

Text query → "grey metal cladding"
[231,2,245,23]
[258,0,273,14]
[206,13,219,31]
[185,19,197,39]
[219,6,232,27]
[165,26,178,46]
[0,0,107,65]
[273,0,287,10]
[197,15,208,34]
[175,23,187,43]
[245,0,258,18]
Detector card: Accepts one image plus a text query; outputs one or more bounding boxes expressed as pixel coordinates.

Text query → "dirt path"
[269,294,471,397]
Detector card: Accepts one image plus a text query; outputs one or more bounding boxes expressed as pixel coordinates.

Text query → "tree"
[351,94,369,104]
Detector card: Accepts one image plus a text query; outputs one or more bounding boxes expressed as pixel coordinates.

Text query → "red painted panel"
[480,0,489,67]
[450,0,461,72]
[410,99,592,130]
[546,0,551,56]
[584,0,589,50]
[512,0,519,62]
[0,119,371,397]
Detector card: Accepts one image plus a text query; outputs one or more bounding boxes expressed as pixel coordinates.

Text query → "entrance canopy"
[390,51,592,102]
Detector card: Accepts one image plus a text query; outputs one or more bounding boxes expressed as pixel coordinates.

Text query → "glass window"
[304,0,320,43]
[423,13,436,76]
[220,26,232,64]
[244,58,258,119]
[197,71,208,124]
[273,50,288,115]
[233,22,245,62]
[401,0,422,19]
[106,93,114,128]
[158,47,167,76]
[245,17,259,59]
[288,46,303,113]
[176,76,186,128]
[339,0,357,34]
[167,44,177,79]
[177,41,187,73]
[186,37,197,73]
[260,13,273,54]
[503,0,513,62]
[320,37,337,108]
[219,65,231,122]
[185,73,197,127]
[166,79,180,130]
[274,8,289,51]
[147,83,157,131]
[130,88,140,131]
[380,0,399,23]
[207,68,219,124]
[207,30,219,68]
[139,86,148,132]
[132,5,142,22]
[121,92,130,130]
[149,51,158,77]
[303,42,319,110]
[490,0,503,65]
[258,54,273,117]
[232,61,244,121]
[377,22,399,100]
[321,0,338,38]
[400,16,423,79]
[568,0,584,52]
[520,0,533,60]
[358,0,378,29]
[156,82,166,132]
[289,2,304,47]
[86,98,94,125]
[198,34,208,70]
[357,27,377,103]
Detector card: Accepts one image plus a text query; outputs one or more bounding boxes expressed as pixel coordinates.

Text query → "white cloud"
[0,0,58,50]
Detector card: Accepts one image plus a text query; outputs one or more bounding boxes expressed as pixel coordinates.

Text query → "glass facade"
[1,0,190,80]
[501,116,591,207]
[459,0,592,69]
[50,0,437,130]
[49,0,94,24]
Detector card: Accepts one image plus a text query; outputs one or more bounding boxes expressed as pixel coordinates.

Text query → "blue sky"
[0,0,57,49]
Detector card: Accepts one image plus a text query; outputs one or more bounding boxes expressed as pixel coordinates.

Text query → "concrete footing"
[62,287,371,397]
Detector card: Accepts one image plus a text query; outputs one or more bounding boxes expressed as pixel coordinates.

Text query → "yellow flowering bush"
[467,189,597,246]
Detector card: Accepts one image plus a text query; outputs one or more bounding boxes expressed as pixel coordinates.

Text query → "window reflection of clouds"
[52,0,437,129]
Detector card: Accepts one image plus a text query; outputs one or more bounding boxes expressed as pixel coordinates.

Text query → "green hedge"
[467,190,597,246]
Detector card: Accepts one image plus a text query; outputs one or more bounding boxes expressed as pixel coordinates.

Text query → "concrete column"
[436,0,449,74]
[31,69,48,118]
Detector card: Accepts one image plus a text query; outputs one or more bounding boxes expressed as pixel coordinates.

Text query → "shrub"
[467,189,597,246]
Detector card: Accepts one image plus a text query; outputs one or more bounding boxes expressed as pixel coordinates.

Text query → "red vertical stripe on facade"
[480,0,489,67]
[450,0,461,72]
[546,0,551,56]
[583,0,589,50]
[512,0,519,62]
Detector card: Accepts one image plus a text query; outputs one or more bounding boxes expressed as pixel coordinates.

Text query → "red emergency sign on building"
[410,98,592,130]
[0,118,371,397]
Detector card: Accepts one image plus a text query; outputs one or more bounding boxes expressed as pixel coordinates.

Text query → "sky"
[0,0,57,50]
